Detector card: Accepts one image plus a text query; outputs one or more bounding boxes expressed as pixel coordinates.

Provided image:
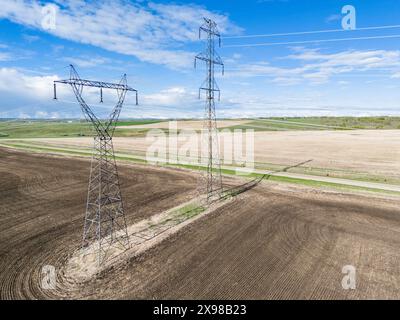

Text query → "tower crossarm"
[54,79,137,92]
[199,26,220,38]
[194,54,224,67]
[53,65,138,138]
[199,17,221,38]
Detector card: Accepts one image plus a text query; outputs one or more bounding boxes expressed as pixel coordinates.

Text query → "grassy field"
[1,117,400,139]
[0,117,393,138]
[229,116,400,131]
[115,120,165,127]
[0,120,90,138]
[0,119,163,139]
[277,116,400,129]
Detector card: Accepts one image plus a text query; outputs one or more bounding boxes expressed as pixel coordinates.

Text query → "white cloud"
[141,86,200,109]
[0,67,101,106]
[0,52,11,61]
[0,68,72,118]
[22,34,40,42]
[34,110,60,118]
[0,0,241,69]
[62,56,111,68]
[0,43,12,61]
[0,67,59,99]
[226,48,400,84]
[0,67,201,119]
[1,67,400,118]
[287,48,400,69]
[325,14,341,24]
[17,112,31,119]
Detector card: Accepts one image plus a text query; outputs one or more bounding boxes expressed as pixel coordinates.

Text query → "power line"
[222,24,400,40]
[224,34,400,48]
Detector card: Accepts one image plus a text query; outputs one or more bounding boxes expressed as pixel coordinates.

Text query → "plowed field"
[1,147,400,299]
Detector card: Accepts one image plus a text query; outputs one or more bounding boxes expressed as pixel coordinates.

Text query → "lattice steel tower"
[53,65,138,264]
[195,18,224,203]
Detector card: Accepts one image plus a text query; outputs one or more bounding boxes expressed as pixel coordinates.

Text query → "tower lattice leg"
[82,136,129,263]
[198,100,223,204]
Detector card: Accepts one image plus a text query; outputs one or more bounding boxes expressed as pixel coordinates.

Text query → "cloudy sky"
[1,0,400,119]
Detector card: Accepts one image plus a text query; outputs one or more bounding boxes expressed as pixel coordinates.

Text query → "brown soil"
[73,185,400,300]
[0,147,197,299]
[1,147,400,299]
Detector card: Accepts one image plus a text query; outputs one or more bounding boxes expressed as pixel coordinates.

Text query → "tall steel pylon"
[53,65,138,264]
[195,18,224,203]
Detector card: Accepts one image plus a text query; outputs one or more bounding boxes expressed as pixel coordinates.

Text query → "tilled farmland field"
[0,147,197,299]
[1,147,400,299]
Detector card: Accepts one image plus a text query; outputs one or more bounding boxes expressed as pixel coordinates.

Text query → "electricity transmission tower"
[53,65,138,264]
[195,18,224,203]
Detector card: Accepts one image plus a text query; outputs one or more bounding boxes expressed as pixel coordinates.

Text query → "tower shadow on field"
[222,159,313,199]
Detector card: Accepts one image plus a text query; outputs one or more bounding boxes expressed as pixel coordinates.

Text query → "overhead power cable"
[224,34,400,48]
[222,24,400,40]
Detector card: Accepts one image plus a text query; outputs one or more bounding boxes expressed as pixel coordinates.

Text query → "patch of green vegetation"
[270,116,400,130]
[227,117,400,131]
[1,117,400,139]
[230,119,328,131]
[114,128,150,137]
[250,162,400,185]
[0,142,92,155]
[0,120,93,139]
[0,120,155,139]
[115,155,146,163]
[147,202,206,229]
[0,142,146,164]
[172,203,206,220]
[263,174,400,196]
[164,162,400,196]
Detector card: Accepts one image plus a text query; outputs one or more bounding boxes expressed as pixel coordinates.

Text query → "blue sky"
[1,0,400,119]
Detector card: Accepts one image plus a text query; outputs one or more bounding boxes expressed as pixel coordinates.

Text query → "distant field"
[0,119,162,139]
[115,120,165,127]
[116,119,249,130]
[230,117,400,131]
[1,117,400,139]
[285,116,400,129]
